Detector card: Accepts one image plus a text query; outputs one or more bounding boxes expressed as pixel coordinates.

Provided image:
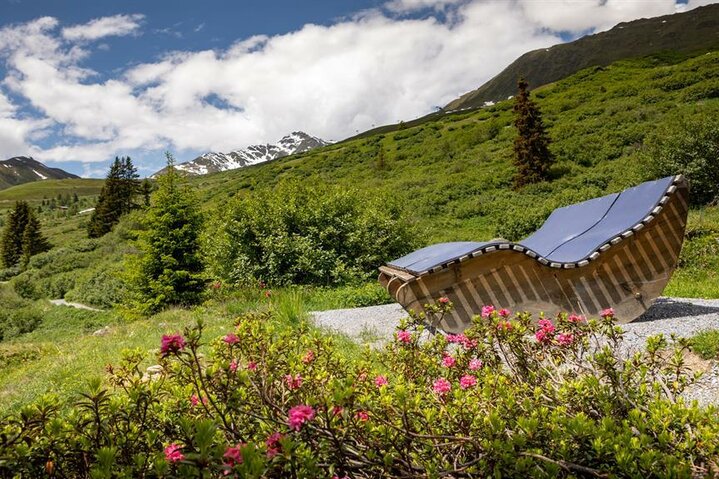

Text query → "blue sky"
[0,0,711,177]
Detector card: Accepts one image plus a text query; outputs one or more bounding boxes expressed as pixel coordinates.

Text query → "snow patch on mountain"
[154,132,329,177]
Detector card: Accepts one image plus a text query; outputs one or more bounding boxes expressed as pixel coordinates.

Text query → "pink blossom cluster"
[441,354,457,368]
[265,432,283,458]
[459,375,477,390]
[223,443,245,471]
[396,330,412,343]
[497,320,513,332]
[302,350,315,364]
[568,313,585,323]
[468,358,483,370]
[190,394,208,407]
[446,333,477,349]
[223,333,240,345]
[535,319,556,344]
[432,378,452,396]
[481,305,495,318]
[285,374,303,390]
[164,443,184,463]
[374,375,388,388]
[355,411,369,422]
[288,405,315,431]
[438,296,450,305]
[601,307,615,319]
[556,333,574,346]
[160,334,186,357]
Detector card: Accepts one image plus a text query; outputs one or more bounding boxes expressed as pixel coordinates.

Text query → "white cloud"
[0,1,715,171]
[62,14,144,41]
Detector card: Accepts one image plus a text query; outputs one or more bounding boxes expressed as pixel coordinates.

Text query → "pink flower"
[441,354,456,368]
[332,406,344,417]
[556,333,575,346]
[223,333,240,345]
[468,358,483,371]
[396,330,412,343]
[247,361,258,371]
[288,405,315,431]
[537,319,555,333]
[446,334,463,344]
[432,378,452,396]
[481,305,496,318]
[355,410,370,422]
[164,443,184,463]
[535,328,550,343]
[498,308,511,318]
[210,280,222,290]
[229,359,238,373]
[459,375,477,390]
[302,350,315,364]
[285,374,303,390]
[374,375,388,388]
[190,394,207,407]
[332,476,350,479]
[568,313,585,323]
[223,444,244,470]
[160,334,186,357]
[438,296,450,305]
[600,308,615,319]
[265,432,283,458]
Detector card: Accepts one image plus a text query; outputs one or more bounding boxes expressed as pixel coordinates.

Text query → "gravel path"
[49,299,102,311]
[311,297,719,405]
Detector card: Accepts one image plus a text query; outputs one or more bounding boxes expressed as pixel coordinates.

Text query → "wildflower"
[264,290,272,298]
[460,375,477,389]
[190,394,208,407]
[537,319,555,333]
[432,378,452,396]
[396,330,412,343]
[160,334,186,357]
[223,333,240,345]
[535,328,551,343]
[229,359,238,373]
[438,296,450,305]
[446,334,463,344]
[164,444,184,463]
[223,444,244,469]
[210,281,222,290]
[374,375,388,388]
[332,406,344,417]
[247,361,258,371]
[285,374,303,390]
[498,308,511,318]
[355,410,369,421]
[557,333,575,346]
[266,432,283,458]
[441,354,456,368]
[302,350,315,364]
[568,313,585,323]
[600,307,615,319]
[468,358,483,370]
[288,405,315,431]
[481,305,496,318]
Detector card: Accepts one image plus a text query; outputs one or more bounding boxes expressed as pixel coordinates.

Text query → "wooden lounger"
[379,175,689,333]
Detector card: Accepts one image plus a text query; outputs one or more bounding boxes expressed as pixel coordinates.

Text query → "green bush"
[1,304,716,477]
[0,305,43,341]
[642,118,719,206]
[65,264,124,309]
[204,181,418,287]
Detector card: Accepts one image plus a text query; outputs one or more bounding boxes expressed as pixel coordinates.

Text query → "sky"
[0,0,715,177]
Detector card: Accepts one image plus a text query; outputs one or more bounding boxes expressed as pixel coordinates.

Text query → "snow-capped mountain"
[0,156,79,190]
[154,132,329,177]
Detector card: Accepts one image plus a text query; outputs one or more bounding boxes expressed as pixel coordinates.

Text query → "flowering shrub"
[1,303,718,477]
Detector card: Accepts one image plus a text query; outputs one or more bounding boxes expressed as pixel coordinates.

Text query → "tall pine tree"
[1,201,50,268]
[126,153,204,315]
[88,156,140,238]
[512,78,554,189]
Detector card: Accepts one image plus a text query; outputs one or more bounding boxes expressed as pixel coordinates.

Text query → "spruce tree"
[1,201,50,268]
[512,78,554,188]
[140,179,152,207]
[21,214,50,266]
[88,156,141,238]
[126,153,204,314]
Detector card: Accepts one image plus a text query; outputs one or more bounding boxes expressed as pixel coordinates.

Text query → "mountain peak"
[0,156,79,190]
[153,132,329,177]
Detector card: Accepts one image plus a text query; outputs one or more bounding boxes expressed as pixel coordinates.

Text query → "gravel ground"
[311,296,719,405]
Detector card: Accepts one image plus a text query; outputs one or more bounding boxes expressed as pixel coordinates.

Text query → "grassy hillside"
[0,178,104,203]
[445,4,719,110]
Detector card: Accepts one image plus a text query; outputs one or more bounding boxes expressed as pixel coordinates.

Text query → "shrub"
[204,180,418,287]
[1,303,717,477]
[642,118,719,206]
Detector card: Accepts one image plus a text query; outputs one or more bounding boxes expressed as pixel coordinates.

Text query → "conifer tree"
[126,153,204,314]
[87,156,140,238]
[512,78,554,188]
[1,201,50,268]
[140,178,152,207]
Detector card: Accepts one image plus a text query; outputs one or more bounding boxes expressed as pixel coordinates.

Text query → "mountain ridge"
[0,156,79,191]
[445,4,719,110]
[153,131,329,177]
